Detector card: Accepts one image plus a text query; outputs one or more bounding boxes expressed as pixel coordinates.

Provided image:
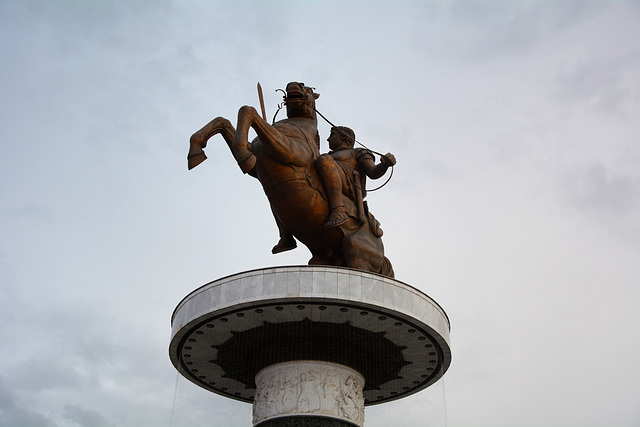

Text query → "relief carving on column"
[253,361,365,426]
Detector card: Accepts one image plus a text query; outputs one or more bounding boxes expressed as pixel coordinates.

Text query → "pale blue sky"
[1,1,639,426]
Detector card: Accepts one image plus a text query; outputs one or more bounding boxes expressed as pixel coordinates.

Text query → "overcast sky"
[1,1,639,426]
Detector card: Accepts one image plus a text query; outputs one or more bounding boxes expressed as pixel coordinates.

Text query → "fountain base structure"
[169,266,451,426]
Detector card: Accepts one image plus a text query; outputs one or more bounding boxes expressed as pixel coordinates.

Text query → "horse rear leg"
[188,117,235,170]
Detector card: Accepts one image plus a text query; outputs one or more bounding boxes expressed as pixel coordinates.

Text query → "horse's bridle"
[272,85,316,123]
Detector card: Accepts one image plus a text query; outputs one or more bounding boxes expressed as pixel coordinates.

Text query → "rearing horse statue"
[187,82,394,277]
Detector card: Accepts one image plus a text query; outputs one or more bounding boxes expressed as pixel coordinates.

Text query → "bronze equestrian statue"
[187,82,395,278]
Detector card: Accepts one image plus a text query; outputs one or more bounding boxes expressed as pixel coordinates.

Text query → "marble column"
[253,361,365,427]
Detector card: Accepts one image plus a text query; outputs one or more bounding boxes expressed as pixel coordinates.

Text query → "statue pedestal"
[253,361,364,426]
[169,266,451,426]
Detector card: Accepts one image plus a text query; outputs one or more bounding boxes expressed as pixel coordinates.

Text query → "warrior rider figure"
[272,126,396,253]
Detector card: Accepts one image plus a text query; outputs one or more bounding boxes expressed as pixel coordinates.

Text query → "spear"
[257,82,267,121]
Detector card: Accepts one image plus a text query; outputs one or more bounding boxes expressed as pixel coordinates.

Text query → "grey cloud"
[562,162,639,214]
[0,377,55,427]
[556,58,640,115]
[428,0,605,61]
[7,205,59,225]
[7,354,86,393]
[62,404,116,427]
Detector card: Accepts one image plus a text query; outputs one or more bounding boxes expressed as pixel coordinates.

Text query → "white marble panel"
[349,272,362,302]
[337,272,350,299]
[299,269,313,296]
[286,270,301,295]
[273,270,288,296]
[262,271,276,297]
[360,275,374,304]
[311,270,325,296]
[324,270,338,297]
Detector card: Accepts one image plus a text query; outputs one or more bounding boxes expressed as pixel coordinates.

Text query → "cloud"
[62,404,116,427]
[0,377,117,427]
[559,162,640,248]
[556,57,640,115]
[0,376,55,427]
[411,0,606,62]
[562,162,639,214]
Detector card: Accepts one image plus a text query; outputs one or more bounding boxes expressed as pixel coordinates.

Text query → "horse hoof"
[188,151,207,170]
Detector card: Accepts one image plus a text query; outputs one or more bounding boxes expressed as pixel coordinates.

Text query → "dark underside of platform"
[213,318,410,391]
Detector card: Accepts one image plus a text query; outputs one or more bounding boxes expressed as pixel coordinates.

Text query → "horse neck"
[284,113,318,138]
[295,114,318,134]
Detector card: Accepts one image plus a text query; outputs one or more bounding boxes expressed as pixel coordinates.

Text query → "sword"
[257,82,267,121]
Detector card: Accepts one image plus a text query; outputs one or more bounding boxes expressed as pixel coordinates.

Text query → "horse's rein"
[265,87,394,192]
[313,108,394,193]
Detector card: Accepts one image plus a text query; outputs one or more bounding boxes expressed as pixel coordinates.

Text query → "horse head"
[284,82,320,119]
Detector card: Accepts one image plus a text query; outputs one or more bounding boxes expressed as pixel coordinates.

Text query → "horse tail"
[379,257,394,278]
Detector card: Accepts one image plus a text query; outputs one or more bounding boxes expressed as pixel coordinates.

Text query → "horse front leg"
[232,105,269,173]
[188,117,235,170]
[234,105,305,172]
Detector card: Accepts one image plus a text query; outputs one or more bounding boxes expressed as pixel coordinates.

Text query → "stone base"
[169,266,452,426]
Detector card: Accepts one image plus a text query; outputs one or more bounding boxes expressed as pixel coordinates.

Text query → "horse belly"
[267,180,336,251]
[268,180,325,232]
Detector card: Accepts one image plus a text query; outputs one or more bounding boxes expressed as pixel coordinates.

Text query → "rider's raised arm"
[359,150,396,180]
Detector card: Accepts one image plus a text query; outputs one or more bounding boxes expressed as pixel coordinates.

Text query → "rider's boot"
[324,206,349,229]
[272,234,297,254]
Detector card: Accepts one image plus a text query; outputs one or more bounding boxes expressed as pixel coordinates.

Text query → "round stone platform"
[170,266,451,411]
